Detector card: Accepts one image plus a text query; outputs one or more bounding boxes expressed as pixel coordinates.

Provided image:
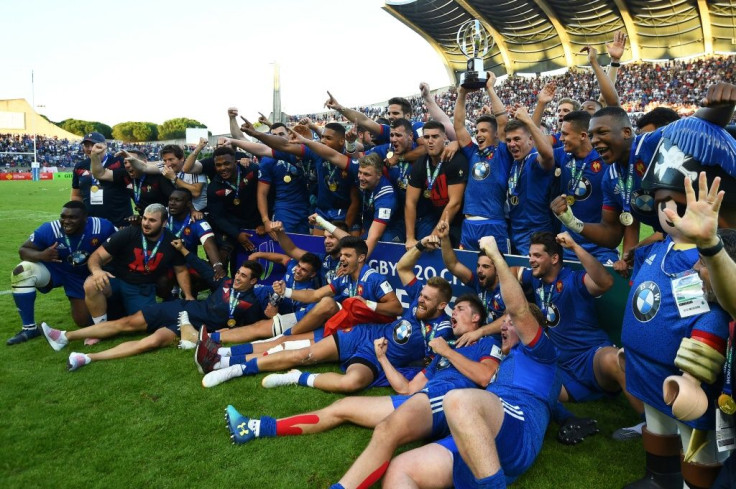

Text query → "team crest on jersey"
[568,177,591,201]
[632,281,661,322]
[591,160,602,173]
[437,356,451,370]
[357,284,364,296]
[635,160,646,177]
[545,304,560,327]
[184,228,191,235]
[91,238,99,246]
[472,160,490,181]
[556,280,564,293]
[393,320,412,344]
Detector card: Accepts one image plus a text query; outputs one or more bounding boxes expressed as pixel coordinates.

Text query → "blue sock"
[298,372,314,387]
[329,484,345,489]
[230,343,253,355]
[551,401,575,424]
[210,331,220,343]
[12,290,37,326]
[244,358,260,375]
[230,354,247,364]
[259,416,277,438]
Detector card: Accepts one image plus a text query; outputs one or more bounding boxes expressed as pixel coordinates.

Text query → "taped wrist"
[556,207,584,234]
[674,337,725,384]
[315,216,337,234]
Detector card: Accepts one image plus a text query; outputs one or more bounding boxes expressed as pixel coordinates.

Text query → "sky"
[1,0,452,134]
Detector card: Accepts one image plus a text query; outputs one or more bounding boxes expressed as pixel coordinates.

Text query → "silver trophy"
[457,19,493,89]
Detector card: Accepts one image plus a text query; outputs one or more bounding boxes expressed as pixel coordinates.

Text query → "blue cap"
[82,132,106,144]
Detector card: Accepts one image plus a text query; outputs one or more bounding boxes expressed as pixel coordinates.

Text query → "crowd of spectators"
[0,134,165,171]
[290,54,736,132]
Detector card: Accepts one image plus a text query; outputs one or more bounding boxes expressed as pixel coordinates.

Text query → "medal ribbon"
[141,231,165,272]
[228,287,241,321]
[61,230,86,265]
[425,157,444,193]
[724,321,735,398]
[168,213,192,239]
[507,153,531,196]
[616,143,638,213]
[567,151,597,195]
[224,166,242,200]
[132,175,147,204]
[538,280,556,319]
[478,145,495,159]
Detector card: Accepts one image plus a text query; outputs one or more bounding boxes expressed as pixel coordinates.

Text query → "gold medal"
[566,195,576,206]
[328,182,338,192]
[91,185,99,193]
[619,211,633,226]
[554,168,561,177]
[719,393,736,415]
[233,198,241,206]
[386,151,394,160]
[423,189,432,199]
[227,319,236,328]
[283,175,292,183]
[509,195,519,206]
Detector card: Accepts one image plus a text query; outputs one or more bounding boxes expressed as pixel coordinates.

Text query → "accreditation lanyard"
[141,232,164,272]
[362,188,375,219]
[425,158,444,193]
[132,175,147,204]
[478,145,495,160]
[228,288,241,321]
[168,214,192,238]
[224,166,242,199]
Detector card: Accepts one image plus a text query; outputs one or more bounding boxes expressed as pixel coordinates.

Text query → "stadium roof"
[383,0,736,80]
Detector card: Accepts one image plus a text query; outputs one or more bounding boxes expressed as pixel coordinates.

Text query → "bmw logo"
[472,161,490,180]
[393,319,412,344]
[632,281,661,322]
[568,177,591,201]
[545,304,560,327]
[632,190,655,214]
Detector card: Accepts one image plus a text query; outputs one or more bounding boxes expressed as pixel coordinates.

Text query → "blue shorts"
[334,325,423,388]
[391,386,451,439]
[41,263,86,299]
[315,207,350,222]
[274,208,310,235]
[109,278,157,316]
[436,394,547,486]
[559,344,619,402]
[414,215,438,242]
[460,219,509,253]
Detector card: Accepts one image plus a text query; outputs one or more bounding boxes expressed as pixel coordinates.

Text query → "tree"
[59,119,113,139]
[157,117,207,140]
[112,122,159,142]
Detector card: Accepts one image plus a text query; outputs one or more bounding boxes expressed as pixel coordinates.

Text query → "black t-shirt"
[199,151,251,182]
[408,152,468,220]
[113,172,175,215]
[72,154,133,227]
[102,226,185,284]
[206,163,261,238]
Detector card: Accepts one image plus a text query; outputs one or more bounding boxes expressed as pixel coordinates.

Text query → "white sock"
[305,373,317,387]
[217,347,231,357]
[92,314,107,324]
[216,358,230,368]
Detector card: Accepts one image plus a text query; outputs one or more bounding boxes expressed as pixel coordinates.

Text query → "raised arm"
[374,337,428,394]
[585,46,619,107]
[182,137,208,174]
[286,127,350,170]
[512,106,554,171]
[309,214,349,240]
[485,73,508,141]
[557,232,614,296]
[454,87,474,148]
[270,221,306,260]
[324,91,382,135]
[437,216,472,284]
[228,107,246,140]
[90,144,113,181]
[420,83,456,140]
[397,235,440,286]
[479,236,540,344]
[601,31,627,107]
[531,82,556,128]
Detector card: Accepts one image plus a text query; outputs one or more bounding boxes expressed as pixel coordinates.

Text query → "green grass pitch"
[0,178,641,488]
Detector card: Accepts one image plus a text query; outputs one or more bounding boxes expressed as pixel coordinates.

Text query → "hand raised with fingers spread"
[663,172,723,248]
[606,30,627,61]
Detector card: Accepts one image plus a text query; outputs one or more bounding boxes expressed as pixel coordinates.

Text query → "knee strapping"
[11,261,51,290]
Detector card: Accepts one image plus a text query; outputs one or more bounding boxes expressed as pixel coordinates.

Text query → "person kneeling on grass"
[38,239,268,371]
[224,293,502,489]
[195,236,454,390]
[381,236,561,489]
